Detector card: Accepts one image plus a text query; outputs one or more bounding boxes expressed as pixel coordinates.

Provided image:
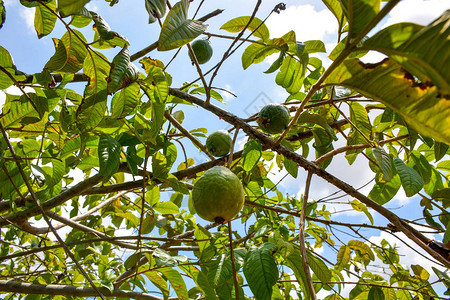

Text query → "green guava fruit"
[206,130,232,157]
[189,39,213,64]
[192,166,245,223]
[256,103,290,134]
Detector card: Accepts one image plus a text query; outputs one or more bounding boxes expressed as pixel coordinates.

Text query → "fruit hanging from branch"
[206,130,233,157]
[256,103,290,134]
[189,38,213,64]
[192,166,245,223]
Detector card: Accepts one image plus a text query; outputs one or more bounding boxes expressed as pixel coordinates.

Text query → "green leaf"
[0,94,40,128]
[57,0,90,17]
[362,11,450,95]
[145,271,169,299]
[153,201,179,215]
[350,199,374,225]
[424,168,444,197]
[275,56,304,94]
[107,47,140,94]
[393,158,424,197]
[76,51,110,132]
[159,267,189,300]
[153,248,187,267]
[312,127,334,168]
[242,139,262,172]
[111,82,140,119]
[373,147,394,181]
[31,164,46,187]
[243,243,278,300]
[157,0,208,51]
[20,0,52,7]
[145,0,167,23]
[242,42,280,70]
[284,158,298,178]
[190,87,223,102]
[0,1,5,29]
[368,286,385,300]
[409,151,432,184]
[437,160,450,172]
[324,58,450,145]
[432,267,450,292]
[304,40,326,53]
[98,134,121,182]
[264,51,285,74]
[297,111,337,140]
[340,0,380,40]
[348,240,375,265]
[306,251,331,284]
[44,159,66,188]
[208,253,233,287]
[321,0,346,30]
[346,101,372,156]
[432,188,450,203]
[91,12,128,45]
[335,245,351,271]
[70,7,92,28]
[284,250,310,300]
[34,0,57,38]
[368,174,401,205]
[44,29,88,73]
[221,16,269,41]
[0,47,26,89]
[179,265,218,300]
[434,142,449,162]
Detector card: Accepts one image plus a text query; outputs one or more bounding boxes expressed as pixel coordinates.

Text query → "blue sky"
[1,0,449,297]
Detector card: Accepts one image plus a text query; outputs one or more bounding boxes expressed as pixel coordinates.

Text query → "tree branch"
[0,280,169,300]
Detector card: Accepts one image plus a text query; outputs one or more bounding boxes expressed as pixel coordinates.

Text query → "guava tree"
[0,0,449,299]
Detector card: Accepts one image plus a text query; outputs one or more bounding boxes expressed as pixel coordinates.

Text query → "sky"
[0,0,449,298]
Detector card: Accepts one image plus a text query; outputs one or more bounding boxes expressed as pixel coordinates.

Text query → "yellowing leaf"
[324,58,450,145]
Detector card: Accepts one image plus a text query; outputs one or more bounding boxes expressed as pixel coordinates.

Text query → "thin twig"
[299,171,317,299]
[164,110,215,159]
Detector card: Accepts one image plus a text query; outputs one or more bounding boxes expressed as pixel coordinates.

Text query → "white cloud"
[19,6,35,31]
[85,2,99,12]
[383,0,449,27]
[266,4,336,41]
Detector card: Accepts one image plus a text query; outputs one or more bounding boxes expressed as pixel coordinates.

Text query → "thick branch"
[0,280,168,300]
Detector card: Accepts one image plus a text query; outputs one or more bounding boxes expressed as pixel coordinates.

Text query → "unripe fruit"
[189,39,213,64]
[192,166,245,223]
[256,103,290,134]
[206,130,232,157]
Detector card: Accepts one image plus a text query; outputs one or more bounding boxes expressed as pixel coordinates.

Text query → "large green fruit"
[206,130,232,157]
[192,166,245,223]
[256,103,290,134]
[189,39,213,64]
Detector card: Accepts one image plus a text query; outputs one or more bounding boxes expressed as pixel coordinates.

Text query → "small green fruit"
[206,130,232,157]
[189,39,213,64]
[256,103,290,134]
[192,166,245,223]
